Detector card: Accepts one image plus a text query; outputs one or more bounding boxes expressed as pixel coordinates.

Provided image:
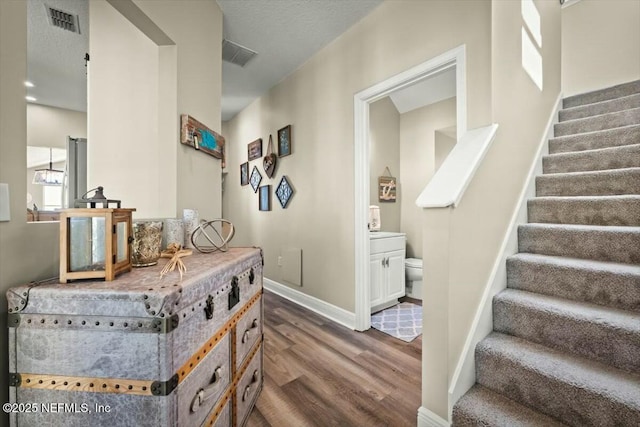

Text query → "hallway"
[247,291,422,426]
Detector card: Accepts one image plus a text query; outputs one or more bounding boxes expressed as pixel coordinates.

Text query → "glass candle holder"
[131,220,163,267]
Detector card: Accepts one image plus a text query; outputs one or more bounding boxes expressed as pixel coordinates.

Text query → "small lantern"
[59,187,136,283]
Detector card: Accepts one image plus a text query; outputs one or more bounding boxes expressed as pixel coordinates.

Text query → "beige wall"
[400,97,456,259]
[223,0,492,312]
[435,127,457,172]
[0,1,222,420]
[0,1,59,418]
[90,0,222,220]
[562,0,640,96]
[369,97,400,232]
[420,0,561,419]
[90,0,165,218]
[137,0,223,219]
[27,104,87,148]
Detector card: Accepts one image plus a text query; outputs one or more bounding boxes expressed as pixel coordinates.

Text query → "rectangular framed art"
[259,185,271,211]
[277,125,292,157]
[180,114,225,161]
[248,139,263,161]
[240,162,249,186]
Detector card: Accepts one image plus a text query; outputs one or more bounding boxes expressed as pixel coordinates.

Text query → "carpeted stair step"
[549,124,640,154]
[559,93,640,122]
[527,195,640,226]
[507,253,640,312]
[452,384,568,427]
[476,332,640,427]
[543,143,640,173]
[518,223,640,264]
[493,289,640,372]
[535,168,640,197]
[563,80,640,109]
[554,107,640,137]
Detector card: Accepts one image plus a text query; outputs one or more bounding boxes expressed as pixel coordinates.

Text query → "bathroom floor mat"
[371,302,422,342]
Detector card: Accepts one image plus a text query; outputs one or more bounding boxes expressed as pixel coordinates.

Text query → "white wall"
[223,0,492,312]
[27,104,87,149]
[137,0,223,220]
[89,0,223,220]
[90,1,165,218]
[369,97,400,232]
[562,0,640,96]
[400,97,456,259]
[419,0,561,419]
[26,104,87,212]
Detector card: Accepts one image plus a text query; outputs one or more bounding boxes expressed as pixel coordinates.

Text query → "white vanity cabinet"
[370,232,406,312]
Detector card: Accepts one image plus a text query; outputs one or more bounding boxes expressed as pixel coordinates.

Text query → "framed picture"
[378,176,397,202]
[276,175,294,208]
[250,166,262,193]
[240,162,249,186]
[248,138,263,161]
[259,185,271,211]
[277,125,292,157]
[180,114,225,160]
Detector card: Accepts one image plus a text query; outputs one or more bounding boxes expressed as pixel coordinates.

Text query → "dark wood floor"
[247,291,422,427]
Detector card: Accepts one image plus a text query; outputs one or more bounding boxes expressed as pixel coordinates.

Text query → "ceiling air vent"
[222,39,257,67]
[45,5,80,34]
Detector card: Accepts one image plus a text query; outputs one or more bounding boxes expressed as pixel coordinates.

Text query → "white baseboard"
[447,92,563,415]
[263,278,356,329]
[418,406,449,427]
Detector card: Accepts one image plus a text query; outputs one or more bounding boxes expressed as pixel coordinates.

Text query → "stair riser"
[536,170,640,197]
[543,144,640,173]
[554,109,640,137]
[493,298,640,373]
[518,225,640,264]
[549,125,640,154]
[560,94,640,122]
[563,80,640,109]
[527,198,640,226]
[506,257,640,313]
[476,348,640,427]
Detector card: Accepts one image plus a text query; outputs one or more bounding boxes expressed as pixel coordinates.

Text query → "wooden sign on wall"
[180,114,225,166]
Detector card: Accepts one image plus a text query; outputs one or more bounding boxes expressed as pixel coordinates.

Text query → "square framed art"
[248,138,263,161]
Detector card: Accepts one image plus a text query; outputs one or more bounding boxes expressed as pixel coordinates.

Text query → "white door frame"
[353,45,467,331]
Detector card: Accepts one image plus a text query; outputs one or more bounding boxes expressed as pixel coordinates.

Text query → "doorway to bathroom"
[353,45,467,331]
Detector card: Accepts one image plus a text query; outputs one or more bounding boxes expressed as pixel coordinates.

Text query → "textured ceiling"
[27,0,88,113]
[26,0,382,119]
[217,0,383,121]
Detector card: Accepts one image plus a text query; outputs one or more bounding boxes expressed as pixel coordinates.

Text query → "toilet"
[405,258,423,300]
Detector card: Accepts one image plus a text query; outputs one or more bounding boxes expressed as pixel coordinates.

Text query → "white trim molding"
[416,124,498,208]
[264,278,356,330]
[447,93,562,415]
[354,44,467,331]
[418,406,450,427]
[561,0,583,9]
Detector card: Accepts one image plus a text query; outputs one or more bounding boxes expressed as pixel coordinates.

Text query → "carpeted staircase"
[452,80,640,426]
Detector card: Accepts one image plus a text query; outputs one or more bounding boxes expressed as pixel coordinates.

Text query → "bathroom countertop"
[369,231,406,240]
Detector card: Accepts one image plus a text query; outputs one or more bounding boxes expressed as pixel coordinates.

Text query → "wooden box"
[7,248,263,426]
